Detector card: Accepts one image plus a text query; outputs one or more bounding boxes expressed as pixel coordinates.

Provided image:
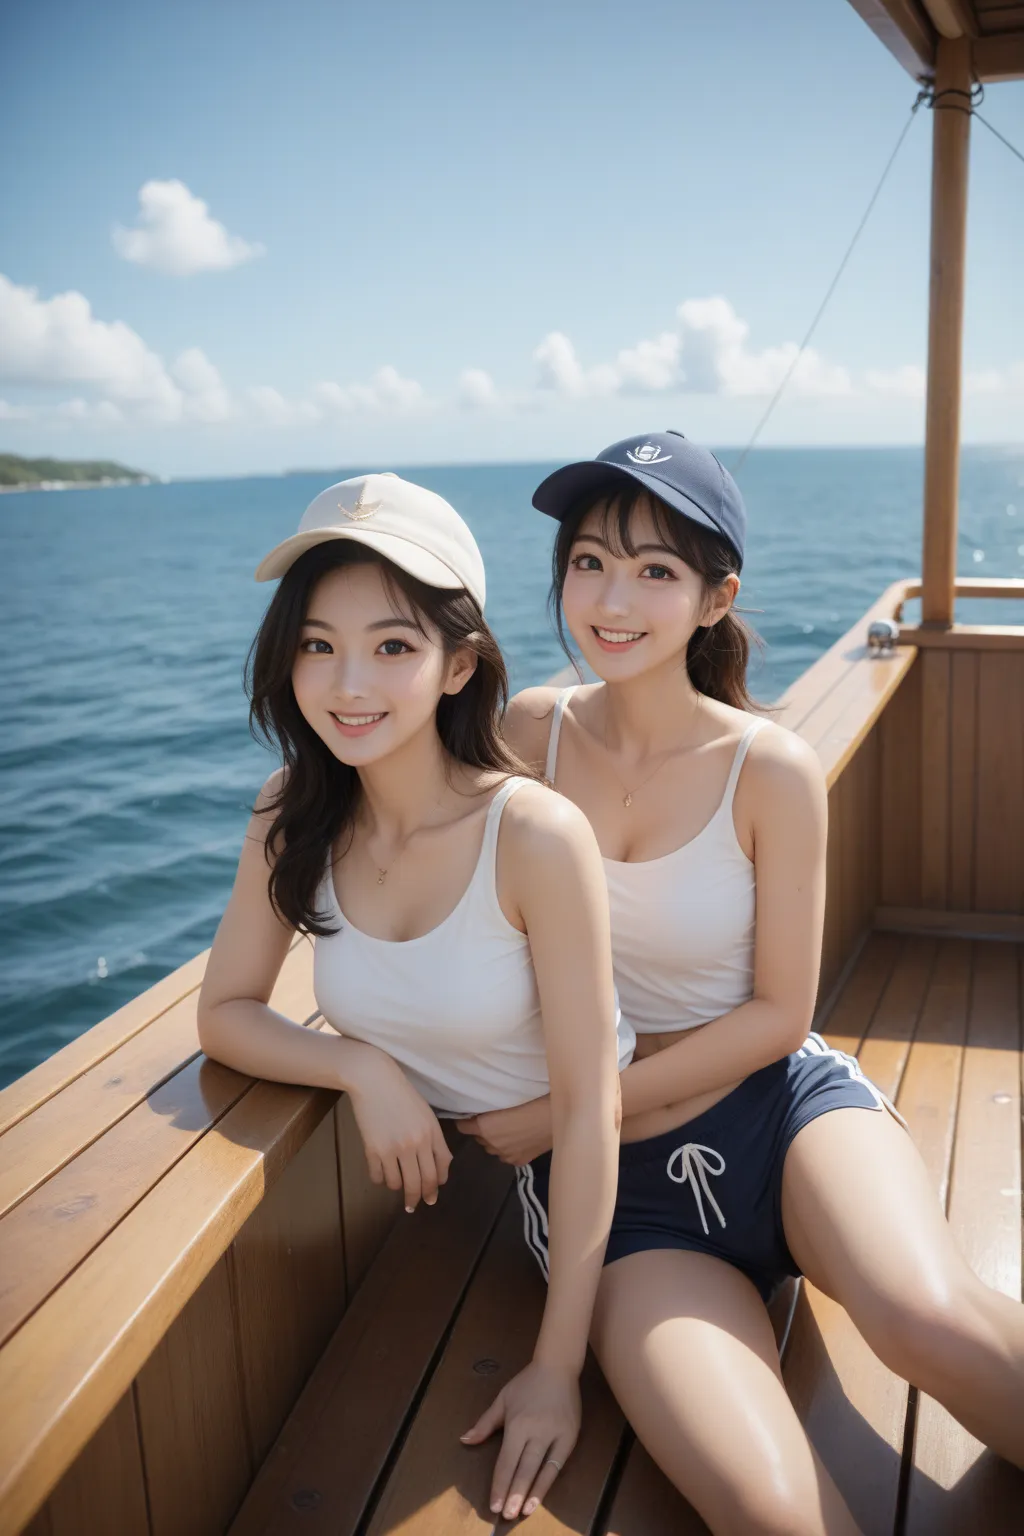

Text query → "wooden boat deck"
[3,594,1023,1535]
[227,929,1024,1536]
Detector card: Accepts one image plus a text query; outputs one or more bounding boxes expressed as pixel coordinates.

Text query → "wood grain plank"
[880,660,923,909]
[893,937,970,1209]
[856,934,936,1103]
[135,1256,253,1536]
[334,1095,402,1294]
[799,647,917,790]
[783,1282,908,1535]
[230,1143,511,1536]
[0,1054,248,1348]
[948,650,978,910]
[973,654,1024,913]
[364,1200,625,1536]
[232,1116,346,1465]
[905,941,1024,1533]
[0,1078,334,1536]
[0,940,317,1221]
[920,649,952,908]
[41,1390,149,1536]
[815,931,903,1057]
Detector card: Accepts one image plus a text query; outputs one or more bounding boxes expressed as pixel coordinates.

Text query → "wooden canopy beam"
[974,33,1024,81]
[921,34,972,626]
[845,0,937,78]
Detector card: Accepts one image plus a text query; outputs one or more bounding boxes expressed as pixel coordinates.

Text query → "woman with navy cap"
[197,473,632,1525]
[462,434,1024,1533]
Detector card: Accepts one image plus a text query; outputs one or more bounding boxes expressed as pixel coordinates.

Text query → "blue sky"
[1,0,1021,476]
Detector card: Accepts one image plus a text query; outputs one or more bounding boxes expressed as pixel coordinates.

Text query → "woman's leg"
[591,1248,861,1536]
[781,1107,1024,1465]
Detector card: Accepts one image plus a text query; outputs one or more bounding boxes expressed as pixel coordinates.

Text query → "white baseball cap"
[255,472,486,609]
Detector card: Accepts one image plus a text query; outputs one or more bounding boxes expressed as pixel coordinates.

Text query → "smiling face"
[561,493,739,683]
[290,560,475,768]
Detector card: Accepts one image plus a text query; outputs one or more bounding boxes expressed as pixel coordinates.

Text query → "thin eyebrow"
[301,616,421,633]
[572,534,680,559]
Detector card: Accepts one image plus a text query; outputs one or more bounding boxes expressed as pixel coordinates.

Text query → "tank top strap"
[545,686,579,785]
[474,773,532,896]
[719,717,768,815]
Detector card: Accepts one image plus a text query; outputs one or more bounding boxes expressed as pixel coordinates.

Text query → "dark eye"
[378,639,412,656]
[643,564,675,581]
[571,553,602,572]
[299,638,332,654]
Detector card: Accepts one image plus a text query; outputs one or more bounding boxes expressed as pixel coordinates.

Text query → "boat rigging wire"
[730,81,1023,476]
[730,89,930,475]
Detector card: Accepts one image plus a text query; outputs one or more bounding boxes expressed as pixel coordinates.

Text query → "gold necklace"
[602,728,680,808]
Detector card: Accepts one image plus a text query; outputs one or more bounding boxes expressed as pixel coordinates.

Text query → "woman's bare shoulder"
[504,686,563,767]
[744,718,825,808]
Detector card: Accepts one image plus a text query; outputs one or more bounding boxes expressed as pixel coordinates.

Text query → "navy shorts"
[515,1033,896,1302]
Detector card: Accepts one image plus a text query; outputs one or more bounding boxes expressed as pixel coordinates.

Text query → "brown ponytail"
[549,479,763,712]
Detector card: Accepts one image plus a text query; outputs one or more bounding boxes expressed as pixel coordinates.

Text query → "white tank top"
[546,688,767,1035]
[313,775,635,1116]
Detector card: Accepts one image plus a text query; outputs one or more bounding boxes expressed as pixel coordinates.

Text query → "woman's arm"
[198,774,452,1210]
[464,728,827,1161]
[461,784,621,1522]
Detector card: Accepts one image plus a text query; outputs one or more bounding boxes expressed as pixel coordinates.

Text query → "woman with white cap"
[197,472,631,1525]
[463,434,1024,1534]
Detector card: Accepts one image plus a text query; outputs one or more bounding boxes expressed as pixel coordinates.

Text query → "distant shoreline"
[0,476,154,495]
[0,453,152,492]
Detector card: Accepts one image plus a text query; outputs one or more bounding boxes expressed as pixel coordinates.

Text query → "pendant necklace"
[603,727,679,809]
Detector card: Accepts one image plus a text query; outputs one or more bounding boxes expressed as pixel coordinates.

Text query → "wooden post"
[921,35,972,626]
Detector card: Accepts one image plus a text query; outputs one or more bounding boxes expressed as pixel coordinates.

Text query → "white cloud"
[864,365,926,398]
[172,347,233,422]
[0,274,240,425]
[56,398,125,423]
[246,386,321,427]
[0,273,182,417]
[534,332,619,398]
[457,367,499,409]
[676,298,851,397]
[0,398,32,420]
[966,363,1024,397]
[310,366,425,417]
[113,180,264,277]
[534,299,850,403]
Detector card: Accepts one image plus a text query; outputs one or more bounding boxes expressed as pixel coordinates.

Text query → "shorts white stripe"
[796,1031,906,1126]
[516,1164,550,1281]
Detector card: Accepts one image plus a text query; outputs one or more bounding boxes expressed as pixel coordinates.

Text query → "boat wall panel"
[819,721,885,1003]
[880,659,924,910]
[920,648,952,907]
[34,1390,150,1536]
[134,1256,253,1536]
[334,1095,403,1293]
[230,1114,346,1466]
[973,652,1024,913]
[948,650,978,908]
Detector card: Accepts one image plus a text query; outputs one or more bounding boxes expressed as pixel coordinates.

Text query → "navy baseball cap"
[532,430,746,570]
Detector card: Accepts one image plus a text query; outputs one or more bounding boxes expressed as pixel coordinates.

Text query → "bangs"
[582,484,703,567]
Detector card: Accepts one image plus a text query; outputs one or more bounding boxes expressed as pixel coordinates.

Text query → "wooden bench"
[225,930,1024,1536]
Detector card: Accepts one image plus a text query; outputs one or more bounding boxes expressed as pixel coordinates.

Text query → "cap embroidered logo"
[626,443,672,466]
[338,488,381,521]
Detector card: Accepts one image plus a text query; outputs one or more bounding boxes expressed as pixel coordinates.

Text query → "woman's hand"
[460,1358,580,1521]
[346,1047,452,1211]
[457,1096,554,1165]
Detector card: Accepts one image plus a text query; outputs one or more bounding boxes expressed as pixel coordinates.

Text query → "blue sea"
[2,447,1023,1088]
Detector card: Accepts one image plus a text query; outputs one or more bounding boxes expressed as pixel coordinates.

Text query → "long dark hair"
[550,480,761,711]
[247,540,530,935]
